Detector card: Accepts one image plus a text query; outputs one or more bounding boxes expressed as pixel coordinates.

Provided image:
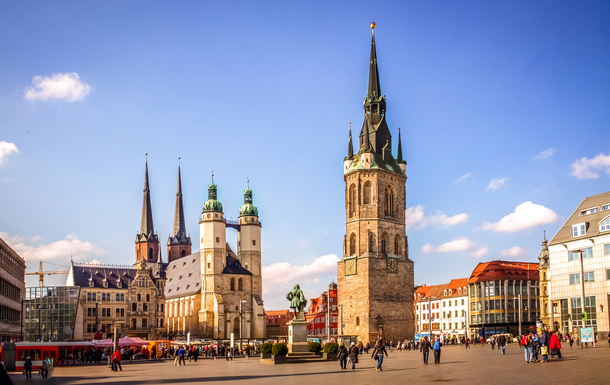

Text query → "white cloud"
[262,254,340,309]
[455,173,471,183]
[482,201,558,233]
[487,178,508,191]
[533,148,555,160]
[502,246,527,257]
[25,72,91,102]
[471,247,489,258]
[0,142,18,165]
[570,153,610,179]
[422,238,473,253]
[406,205,468,229]
[0,232,105,261]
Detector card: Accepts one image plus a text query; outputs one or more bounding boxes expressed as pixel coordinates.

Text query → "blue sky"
[1,1,610,310]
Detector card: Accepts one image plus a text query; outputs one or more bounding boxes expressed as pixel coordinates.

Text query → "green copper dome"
[239,186,258,217]
[203,181,223,213]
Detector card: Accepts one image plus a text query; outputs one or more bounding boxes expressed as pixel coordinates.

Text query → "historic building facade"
[548,191,610,340]
[0,236,26,342]
[337,24,415,344]
[414,279,469,341]
[67,160,167,340]
[538,234,551,329]
[468,261,539,338]
[306,282,338,338]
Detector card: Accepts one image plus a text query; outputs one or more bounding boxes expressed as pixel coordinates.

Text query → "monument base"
[288,318,309,353]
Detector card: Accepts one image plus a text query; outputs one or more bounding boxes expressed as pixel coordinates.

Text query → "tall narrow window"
[394,235,400,255]
[384,188,394,216]
[349,233,356,256]
[349,184,357,218]
[238,278,243,291]
[230,278,235,291]
[381,233,388,254]
[363,181,371,205]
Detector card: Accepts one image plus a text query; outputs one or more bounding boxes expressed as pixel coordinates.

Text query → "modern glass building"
[468,261,540,338]
[24,286,80,342]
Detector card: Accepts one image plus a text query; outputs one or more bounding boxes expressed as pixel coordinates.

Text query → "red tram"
[1,341,93,371]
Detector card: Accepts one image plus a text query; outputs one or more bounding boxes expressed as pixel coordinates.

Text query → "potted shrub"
[308,341,322,355]
[259,342,273,359]
[322,342,338,360]
[271,343,288,363]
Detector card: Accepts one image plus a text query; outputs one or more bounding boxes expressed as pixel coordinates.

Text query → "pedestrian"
[111,349,122,371]
[41,357,52,378]
[338,342,348,370]
[0,357,13,385]
[23,356,33,378]
[178,346,186,366]
[432,338,442,364]
[465,338,470,348]
[532,331,540,362]
[420,336,431,365]
[521,333,534,363]
[550,331,562,359]
[491,336,495,350]
[371,340,388,372]
[498,333,507,355]
[348,342,359,370]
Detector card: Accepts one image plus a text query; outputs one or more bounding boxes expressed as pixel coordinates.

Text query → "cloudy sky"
[1,1,610,310]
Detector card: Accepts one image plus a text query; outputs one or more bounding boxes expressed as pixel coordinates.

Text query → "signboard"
[307,338,320,343]
[580,327,594,343]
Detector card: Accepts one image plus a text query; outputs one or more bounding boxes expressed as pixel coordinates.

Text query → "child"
[541,345,549,362]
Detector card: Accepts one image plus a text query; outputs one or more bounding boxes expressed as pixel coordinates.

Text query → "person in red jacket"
[111,350,122,371]
[549,331,562,359]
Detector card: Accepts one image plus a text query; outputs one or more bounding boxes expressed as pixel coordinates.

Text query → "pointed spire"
[348,122,354,157]
[157,247,163,264]
[397,127,404,163]
[367,22,381,100]
[140,154,155,238]
[542,231,548,251]
[363,115,372,151]
[172,158,187,239]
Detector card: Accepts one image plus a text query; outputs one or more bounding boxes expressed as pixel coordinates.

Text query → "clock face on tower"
[345,257,357,276]
[386,257,398,274]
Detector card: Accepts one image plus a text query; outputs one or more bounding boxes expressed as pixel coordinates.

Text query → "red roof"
[468,261,539,283]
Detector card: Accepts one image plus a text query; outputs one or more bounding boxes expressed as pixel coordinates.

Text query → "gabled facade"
[306,283,338,338]
[548,191,610,340]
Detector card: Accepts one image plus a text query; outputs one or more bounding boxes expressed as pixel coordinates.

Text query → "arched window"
[349,184,357,218]
[245,262,249,271]
[600,217,610,232]
[449,289,452,295]
[207,254,212,270]
[543,273,546,280]
[394,235,400,255]
[384,187,394,216]
[137,294,141,302]
[458,288,462,294]
[381,233,388,254]
[148,248,153,260]
[356,317,360,326]
[146,294,150,302]
[230,278,235,291]
[238,278,243,291]
[444,290,447,296]
[349,233,356,256]
[182,250,186,257]
[464,286,467,293]
[544,286,547,295]
[363,181,371,204]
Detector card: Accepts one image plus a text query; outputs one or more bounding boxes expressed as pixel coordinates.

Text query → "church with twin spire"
[67,160,265,341]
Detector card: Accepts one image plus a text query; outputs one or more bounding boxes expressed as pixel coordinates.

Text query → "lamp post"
[338,304,344,337]
[239,300,247,350]
[96,302,102,338]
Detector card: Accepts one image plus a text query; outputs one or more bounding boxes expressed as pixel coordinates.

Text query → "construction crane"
[25,261,70,287]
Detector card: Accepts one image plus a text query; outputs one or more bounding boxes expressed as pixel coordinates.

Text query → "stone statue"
[286,284,307,319]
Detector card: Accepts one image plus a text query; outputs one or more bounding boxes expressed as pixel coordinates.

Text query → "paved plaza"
[9,344,610,385]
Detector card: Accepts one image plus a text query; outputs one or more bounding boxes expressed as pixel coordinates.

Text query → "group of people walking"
[520,330,563,363]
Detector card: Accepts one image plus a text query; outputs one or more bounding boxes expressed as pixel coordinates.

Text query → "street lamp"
[95,302,102,338]
[239,300,247,351]
[338,304,344,337]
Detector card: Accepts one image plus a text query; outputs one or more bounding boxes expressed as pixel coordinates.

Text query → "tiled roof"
[549,190,610,246]
[468,261,539,283]
[72,264,137,289]
[164,252,201,299]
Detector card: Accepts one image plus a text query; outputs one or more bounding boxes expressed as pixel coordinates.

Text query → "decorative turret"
[538,231,550,268]
[203,173,223,213]
[167,159,192,262]
[239,180,259,217]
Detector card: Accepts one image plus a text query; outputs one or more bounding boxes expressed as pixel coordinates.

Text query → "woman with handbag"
[348,342,359,370]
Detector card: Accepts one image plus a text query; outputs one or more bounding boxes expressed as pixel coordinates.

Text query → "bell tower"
[337,23,414,343]
[237,180,262,295]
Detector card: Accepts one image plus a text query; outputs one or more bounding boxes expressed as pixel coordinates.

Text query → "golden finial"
[370,22,376,30]
[398,127,401,131]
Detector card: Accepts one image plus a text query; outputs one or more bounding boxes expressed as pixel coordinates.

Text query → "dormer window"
[88,281,94,287]
[572,223,587,237]
[600,217,610,232]
[443,290,447,296]
[117,281,122,288]
[458,288,462,294]
[603,205,610,211]
[103,281,108,288]
[580,207,599,216]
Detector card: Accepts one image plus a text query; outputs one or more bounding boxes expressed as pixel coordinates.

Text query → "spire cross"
[247,178,250,188]
[178,156,181,166]
[145,153,148,161]
[211,171,214,184]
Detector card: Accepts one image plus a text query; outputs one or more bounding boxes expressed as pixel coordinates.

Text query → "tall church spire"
[140,155,155,238]
[172,162,187,238]
[397,128,404,163]
[167,158,191,262]
[136,154,159,263]
[368,22,381,100]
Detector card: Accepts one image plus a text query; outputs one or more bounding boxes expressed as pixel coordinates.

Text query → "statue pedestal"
[288,318,309,353]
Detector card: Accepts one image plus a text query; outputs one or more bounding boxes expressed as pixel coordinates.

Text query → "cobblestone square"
[9,344,610,385]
